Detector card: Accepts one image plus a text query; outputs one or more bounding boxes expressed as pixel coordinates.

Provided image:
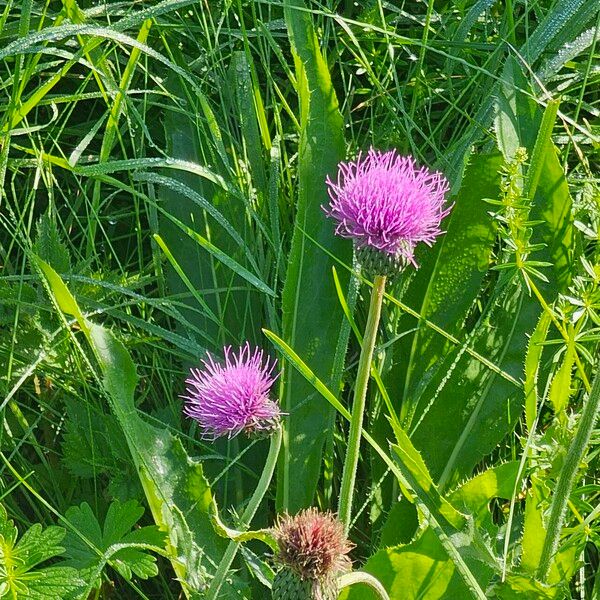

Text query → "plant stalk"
[338,274,386,531]
[537,368,600,581]
[207,427,282,599]
[338,571,391,600]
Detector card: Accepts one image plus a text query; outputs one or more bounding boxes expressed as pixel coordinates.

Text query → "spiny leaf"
[548,325,576,419]
[389,423,466,532]
[524,312,552,431]
[32,212,71,274]
[348,462,521,600]
[35,259,245,597]
[448,461,521,530]
[490,574,560,599]
[61,398,137,493]
[520,474,549,574]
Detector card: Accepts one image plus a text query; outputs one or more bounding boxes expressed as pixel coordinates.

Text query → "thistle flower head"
[324,148,451,272]
[182,343,280,439]
[273,509,353,582]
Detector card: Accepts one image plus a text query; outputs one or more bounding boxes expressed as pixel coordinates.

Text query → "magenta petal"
[323,148,451,261]
[181,342,281,439]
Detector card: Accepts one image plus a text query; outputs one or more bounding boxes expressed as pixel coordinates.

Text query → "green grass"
[0,0,599,598]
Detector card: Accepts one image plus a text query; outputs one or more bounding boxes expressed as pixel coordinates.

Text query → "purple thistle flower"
[324,148,451,269]
[182,343,281,439]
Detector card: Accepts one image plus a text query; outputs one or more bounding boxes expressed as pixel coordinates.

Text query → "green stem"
[206,427,282,599]
[338,571,390,600]
[338,275,386,531]
[504,0,517,46]
[536,369,600,581]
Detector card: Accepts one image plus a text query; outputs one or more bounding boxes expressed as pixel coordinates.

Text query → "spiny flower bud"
[272,568,337,600]
[324,148,451,277]
[271,509,353,600]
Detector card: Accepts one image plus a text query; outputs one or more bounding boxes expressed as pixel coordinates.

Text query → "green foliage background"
[0,0,598,598]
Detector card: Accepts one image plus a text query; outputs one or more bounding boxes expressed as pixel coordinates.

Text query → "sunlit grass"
[0,0,598,597]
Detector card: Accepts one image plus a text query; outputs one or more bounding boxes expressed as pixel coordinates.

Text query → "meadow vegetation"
[0,0,599,598]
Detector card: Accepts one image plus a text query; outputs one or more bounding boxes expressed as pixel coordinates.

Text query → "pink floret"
[324,148,451,264]
[182,343,280,439]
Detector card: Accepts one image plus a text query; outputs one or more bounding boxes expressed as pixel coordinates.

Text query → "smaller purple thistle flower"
[182,343,281,439]
[324,148,451,275]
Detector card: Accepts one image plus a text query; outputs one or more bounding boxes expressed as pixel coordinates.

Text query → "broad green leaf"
[400,152,502,424]
[157,76,271,508]
[548,541,581,588]
[538,26,600,80]
[265,326,494,597]
[347,462,520,600]
[264,328,408,481]
[86,324,242,597]
[409,275,533,487]
[35,261,245,598]
[492,548,580,600]
[391,419,496,600]
[0,504,84,600]
[449,461,521,530]
[157,77,230,349]
[342,528,470,600]
[231,51,267,195]
[278,0,351,512]
[404,59,574,489]
[495,57,540,161]
[389,437,498,600]
[240,546,274,591]
[378,500,419,548]
[490,574,561,599]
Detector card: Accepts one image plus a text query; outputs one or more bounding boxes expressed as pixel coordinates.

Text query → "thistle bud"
[271,509,353,600]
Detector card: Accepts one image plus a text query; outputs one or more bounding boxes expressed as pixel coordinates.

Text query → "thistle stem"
[338,274,386,531]
[338,571,390,599]
[207,427,282,599]
[536,369,600,581]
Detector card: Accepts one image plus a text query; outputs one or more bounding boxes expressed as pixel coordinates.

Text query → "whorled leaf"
[0,504,84,600]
